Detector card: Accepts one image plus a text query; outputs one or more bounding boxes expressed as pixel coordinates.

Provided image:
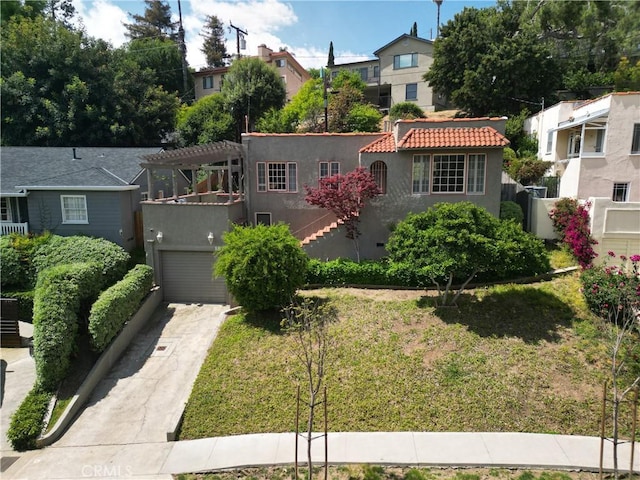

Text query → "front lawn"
[180,274,615,439]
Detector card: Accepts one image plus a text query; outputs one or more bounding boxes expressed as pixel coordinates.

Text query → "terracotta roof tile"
[397,127,510,149]
[359,133,396,153]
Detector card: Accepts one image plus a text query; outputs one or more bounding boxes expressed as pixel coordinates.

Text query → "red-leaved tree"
[304,166,381,262]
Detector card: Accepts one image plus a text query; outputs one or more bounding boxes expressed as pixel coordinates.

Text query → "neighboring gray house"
[0,147,181,250]
[140,118,509,303]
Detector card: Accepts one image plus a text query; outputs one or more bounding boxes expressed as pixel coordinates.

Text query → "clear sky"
[71,0,496,71]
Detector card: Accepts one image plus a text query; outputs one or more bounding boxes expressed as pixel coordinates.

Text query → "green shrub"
[1,289,35,321]
[33,262,102,391]
[88,264,154,352]
[215,224,308,312]
[32,235,130,289]
[0,233,53,289]
[500,201,524,225]
[306,258,388,286]
[7,387,52,451]
[580,253,640,318]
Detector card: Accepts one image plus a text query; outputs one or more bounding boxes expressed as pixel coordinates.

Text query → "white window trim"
[631,123,640,154]
[257,163,267,192]
[432,153,466,194]
[405,83,418,101]
[1,197,13,222]
[61,195,88,224]
[257,161,297,193]
[466,153,486,195]
[411,154,431,195]
[319,161,340,179]
[612,182,630,202]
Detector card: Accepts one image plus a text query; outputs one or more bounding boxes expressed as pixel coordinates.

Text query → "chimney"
[257,44,272,60]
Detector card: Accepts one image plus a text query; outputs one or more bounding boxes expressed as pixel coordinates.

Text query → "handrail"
[291,212,338,239]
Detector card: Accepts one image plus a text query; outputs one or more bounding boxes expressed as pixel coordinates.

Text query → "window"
[202,76,213,89]
[257,162,297,192]
[405,83,417,101]
[612,183,629,202]
[373,65,379,78]
[393,53,418,69]
[256,212,272,225]
[632,124,640,153]
[1,197,12,222]
[257,163,267,192]
[595,129,605,153]
[370,161,387,194]
[432,154,465,193]
[281,75,287,84]
[467,154,486,194]
[546,131,553,154]
[275,59,286,68]
[412,155,430,194]
[568,132,581,158]
[319,161,340,179]
[358,67,368,81]
[61,195,88,224]
[140,192,149,201]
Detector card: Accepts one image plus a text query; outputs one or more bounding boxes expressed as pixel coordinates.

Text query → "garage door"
[161,251,227,303]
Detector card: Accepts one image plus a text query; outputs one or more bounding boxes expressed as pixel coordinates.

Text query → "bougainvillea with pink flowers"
[549,198,598,268]
[580,251,640,319]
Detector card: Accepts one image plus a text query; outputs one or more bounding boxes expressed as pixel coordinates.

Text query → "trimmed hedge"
[0,233,52,289]
[32,262,103,391]
[500,201,524,225]
[7,387,52,451]
[32,235,130,289]
[88,264,154,352]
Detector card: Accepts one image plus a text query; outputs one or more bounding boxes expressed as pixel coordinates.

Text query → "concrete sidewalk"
[2,431,639,479]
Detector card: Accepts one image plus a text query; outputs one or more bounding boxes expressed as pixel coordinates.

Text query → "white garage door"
[161,251,227,303]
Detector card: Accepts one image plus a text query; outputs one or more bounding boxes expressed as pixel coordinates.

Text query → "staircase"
[300,219,343,247]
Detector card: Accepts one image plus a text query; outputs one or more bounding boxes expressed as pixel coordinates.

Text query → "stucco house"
[193,44,311,103]
[524,92,640,202]
[140,118,508,302]
[328,34,445,114]
[524,92,640,262]
[0,147,182,250]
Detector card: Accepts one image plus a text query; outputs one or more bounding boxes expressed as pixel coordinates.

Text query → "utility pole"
[230,23,248,59]
[434,0,443,38]
[177,0,188,97]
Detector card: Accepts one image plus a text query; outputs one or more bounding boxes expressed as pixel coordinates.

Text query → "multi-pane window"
[373,65,380,79]
[412,155,430,194]
[319,161,340,179]
[393,53,418,69]
[612,182,629,202]
[257,162,297,192]
[632,124,640,153]
[370,161,387,194]
[202,76,213,89]
[275,59,286,68]
[1,197,12,222]
[467,154,486,194]
[432,154,465,193]
[406,83,417,101]
[595,129,605,153]
[61,195,88,223]
[358,67,368,81]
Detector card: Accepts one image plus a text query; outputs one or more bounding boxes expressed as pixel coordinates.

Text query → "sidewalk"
[3,431,639,479]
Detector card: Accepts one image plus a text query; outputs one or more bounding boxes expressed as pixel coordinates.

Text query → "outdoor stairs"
[300,219,343,247]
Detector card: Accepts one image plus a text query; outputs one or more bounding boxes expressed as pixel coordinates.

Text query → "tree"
[201,14,228,67]
[503,151,551,186]
[282,297,336,478]
[304,167,381,262]
[389,102,425,122]
[345,104,382,132]
[614,57,640,92]
[1,0,46,26]
[214,224,309,312]
[387,202,549,305]
[409,21,418,36]
[327,41,335,67]
[124,0,177,41]
[222,57,286,139]
[424,4,560,116]
[176,94,234,146]
[257,77,324,133]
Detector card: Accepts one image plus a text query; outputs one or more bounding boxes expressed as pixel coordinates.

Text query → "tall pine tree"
[124,0,177,41]
[200,14,228,67]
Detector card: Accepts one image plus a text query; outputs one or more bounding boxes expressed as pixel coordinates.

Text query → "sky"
[71,0,496,71]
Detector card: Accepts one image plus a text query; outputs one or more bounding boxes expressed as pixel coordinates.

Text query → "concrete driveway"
[53,302,226,447]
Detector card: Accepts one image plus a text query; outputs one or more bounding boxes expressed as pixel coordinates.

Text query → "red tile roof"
[359,126,510,153]
[398,127,510,149]
[359,133,395,153]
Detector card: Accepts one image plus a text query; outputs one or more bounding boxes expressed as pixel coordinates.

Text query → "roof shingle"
[398,127,510,149]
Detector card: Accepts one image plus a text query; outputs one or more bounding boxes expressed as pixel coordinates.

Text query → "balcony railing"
[1,222,29,236]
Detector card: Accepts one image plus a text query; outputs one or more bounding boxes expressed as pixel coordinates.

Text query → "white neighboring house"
[524,92,640,261]
[524,92,640,202]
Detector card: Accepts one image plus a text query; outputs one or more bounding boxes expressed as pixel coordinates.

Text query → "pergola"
[140,141,245,202]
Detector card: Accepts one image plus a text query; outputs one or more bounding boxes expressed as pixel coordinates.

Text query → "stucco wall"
[530,198,558,240]
[588,197,640,263]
